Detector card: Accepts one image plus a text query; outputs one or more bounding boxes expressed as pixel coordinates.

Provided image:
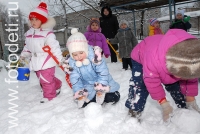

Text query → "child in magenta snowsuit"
[84,18,110,58]
[126,29,200,122]
[20,2,63,103]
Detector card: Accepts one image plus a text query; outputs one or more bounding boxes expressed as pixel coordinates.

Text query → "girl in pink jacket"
[126,29,200,122]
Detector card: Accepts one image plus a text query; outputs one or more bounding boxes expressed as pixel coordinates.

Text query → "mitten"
[94,83,110,104]
[62,54,73,74]
[160,101,173,122]
[186,100,200,113]
[74,89,90,108]
[105,55,109,58]
[93,46,102,65]
[183,16,190,23]
[18,56,27,67]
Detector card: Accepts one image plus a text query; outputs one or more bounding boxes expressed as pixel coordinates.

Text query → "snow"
[1,59,200,134]
[158,10,200,22]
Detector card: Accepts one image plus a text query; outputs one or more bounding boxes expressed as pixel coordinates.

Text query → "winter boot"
[56,88,61,96]
[104,91,120,104]
[40,98,49,103]
[186,100,200,113]
[129,109,141,118]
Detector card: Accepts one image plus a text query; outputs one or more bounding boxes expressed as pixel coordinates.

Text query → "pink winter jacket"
[131,29,198,100]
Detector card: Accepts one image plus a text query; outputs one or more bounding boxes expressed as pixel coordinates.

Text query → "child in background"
[126,29,200,122]
[149,18,163,36]
[66,28,120,108]
[20,2,63,103]
[84,18,110,58]
[109,20,138,70]
[170,9,191,31]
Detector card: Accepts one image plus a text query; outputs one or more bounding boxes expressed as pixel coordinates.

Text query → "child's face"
[91,22,99,31]
[153,21,160,28]
[30,18,42,29]
[72,51,86,62]
[120,23,127,29]
[176,13,183,20]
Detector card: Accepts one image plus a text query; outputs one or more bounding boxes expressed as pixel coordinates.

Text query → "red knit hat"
[29,2,48,23]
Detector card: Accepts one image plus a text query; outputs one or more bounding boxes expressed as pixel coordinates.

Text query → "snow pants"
[109,44,118,62]
[125,60,186,112]
[36,67,62,100]
[122,58,132,69]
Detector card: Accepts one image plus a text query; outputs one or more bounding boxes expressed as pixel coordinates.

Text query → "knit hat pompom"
[71,28,78,34]
[149,18,158,26]
[29,2,48,23]
[66,28,89,67]
[166,39,200,79]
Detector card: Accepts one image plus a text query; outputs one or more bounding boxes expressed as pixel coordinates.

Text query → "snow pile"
[84,102,104,130]
[171,109,200,133]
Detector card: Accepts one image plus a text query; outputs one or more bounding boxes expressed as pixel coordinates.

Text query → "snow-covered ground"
[0,59,200,134]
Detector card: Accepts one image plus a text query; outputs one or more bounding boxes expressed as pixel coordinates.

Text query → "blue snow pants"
[125,60,186,112]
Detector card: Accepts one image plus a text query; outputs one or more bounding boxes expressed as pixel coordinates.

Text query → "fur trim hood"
[157,29,196,76]
[28,17,56,30]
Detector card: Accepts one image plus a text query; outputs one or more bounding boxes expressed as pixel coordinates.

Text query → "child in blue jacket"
[65,28,120,108]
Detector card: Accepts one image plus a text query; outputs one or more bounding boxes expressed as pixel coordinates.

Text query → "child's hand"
[183,16,190,23]
[160,101,173,122]
[105,55,109,58]
[74,89,90,108]
[61,55,73,74]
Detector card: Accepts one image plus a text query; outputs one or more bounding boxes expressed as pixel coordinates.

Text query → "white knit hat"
[29,2,48,23]
[176,9,184,17]
[119,19,129,27]
[66,28,89,67]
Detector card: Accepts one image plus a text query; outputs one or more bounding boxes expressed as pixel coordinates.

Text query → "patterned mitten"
[74,89,90,108]
[94,83,110,104]
[186,100,200,113]
[93,46,102,65]
[62,54,73,74]
[160,101,173,122]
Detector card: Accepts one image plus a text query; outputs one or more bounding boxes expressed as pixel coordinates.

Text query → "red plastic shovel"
[42,45,72,89]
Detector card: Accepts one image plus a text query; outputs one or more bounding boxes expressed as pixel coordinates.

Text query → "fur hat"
[29,2,48,23]
[166,39,200,79]
[66,28,89,67]
[176,9,184,17]
[119,19,129,27]
[149,18,158,26]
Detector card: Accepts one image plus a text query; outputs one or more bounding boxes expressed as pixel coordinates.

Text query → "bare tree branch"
[63,0,90,20]
[82,0,100,14]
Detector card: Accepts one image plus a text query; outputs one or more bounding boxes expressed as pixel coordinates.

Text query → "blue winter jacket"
[69,46,120,100]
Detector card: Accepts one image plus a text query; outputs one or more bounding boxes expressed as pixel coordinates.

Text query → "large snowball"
[171,109,200,133]
[84,103,104,129]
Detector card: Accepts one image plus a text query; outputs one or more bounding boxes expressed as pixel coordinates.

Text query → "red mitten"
[105,55,109,58]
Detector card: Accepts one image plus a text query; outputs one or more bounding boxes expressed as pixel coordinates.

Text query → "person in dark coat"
[169,9,191,31]
[100,6,119,63]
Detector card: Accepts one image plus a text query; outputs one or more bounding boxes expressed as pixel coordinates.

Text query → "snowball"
[84,103,104,130]
[171,109,200,133]
[84,102,103,119]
